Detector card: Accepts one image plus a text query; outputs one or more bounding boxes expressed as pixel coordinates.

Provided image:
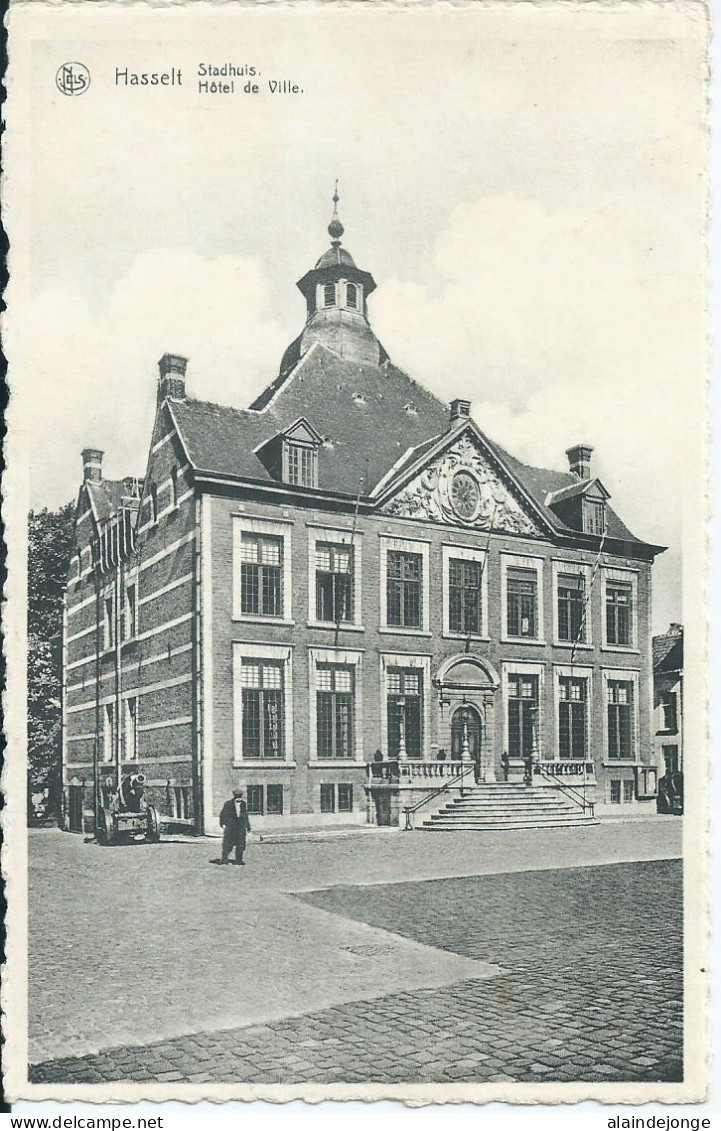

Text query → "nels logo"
[56,62,90,96]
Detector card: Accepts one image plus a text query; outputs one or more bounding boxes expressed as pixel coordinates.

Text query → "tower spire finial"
[328,179,344,245]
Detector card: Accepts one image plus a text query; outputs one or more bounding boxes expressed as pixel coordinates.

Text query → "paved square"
[27,824,682,1085]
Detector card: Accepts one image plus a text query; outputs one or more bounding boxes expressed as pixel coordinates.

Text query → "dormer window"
[323,282,336,307]
[583,498,606,535]
[257,417,322,489]
[284,441,317,488]
[346,282,358,309]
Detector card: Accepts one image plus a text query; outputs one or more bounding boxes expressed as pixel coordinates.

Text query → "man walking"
[219,787,251,865]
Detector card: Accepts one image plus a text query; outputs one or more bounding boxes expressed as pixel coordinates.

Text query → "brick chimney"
[450,398,471,425]
[81,448,104,483]
[158,353,188,400]
[566,443,594,480]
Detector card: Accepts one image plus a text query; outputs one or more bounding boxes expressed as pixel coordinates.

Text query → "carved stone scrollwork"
[382,435,540,536]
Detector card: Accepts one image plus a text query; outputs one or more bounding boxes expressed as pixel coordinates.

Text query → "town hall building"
[61,195,665,834]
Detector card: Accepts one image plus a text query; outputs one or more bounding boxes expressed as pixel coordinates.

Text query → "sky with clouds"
[8,2,708,633]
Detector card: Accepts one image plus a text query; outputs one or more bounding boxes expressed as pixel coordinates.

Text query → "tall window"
[557,573,585,643]
[240,534,282,617]
[387,669,423,759]
[150,482,158,524]
[559,676,587,759]
[608,680,634,760]
[123,697,137,761]
[103,595,114,650]
[507,568,537,638]
[508,674,538,758]
[317,666,354,759]
[103,703,115,762]
[606,582,633,646]
[449,558,482,635]
[316,543,353,623]
[346,282,358,309]
[123,582,136,642]
[387,551,422,628]
[240,660,284,759]
[660,690,678,732]
[323,282,336,307]
[286,443,316,488]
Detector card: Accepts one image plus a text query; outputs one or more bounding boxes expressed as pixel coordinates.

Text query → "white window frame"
[232,642,294,766]
[601,567,639,652]
[379,535,431,636]
[308,647,364,765]
[308,527,363,630]
[379,652,431,760]
[102,587,115,652]
[123,573,139,642]
[442,544,489,639]
[344,281,362,310]
[551,559,593,648]
[320,281,337,308]
[122,695,138,761]
[501,661,546,759]
[102,702,114,763]
[601,666,640,765]
[553,663,593,762]
[500,552,545,644]
[232,515,293,624]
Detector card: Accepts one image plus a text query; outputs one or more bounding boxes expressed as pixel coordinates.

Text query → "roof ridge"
[179,395,263,420]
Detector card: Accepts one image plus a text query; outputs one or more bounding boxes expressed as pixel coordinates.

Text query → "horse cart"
[96,773,161,846]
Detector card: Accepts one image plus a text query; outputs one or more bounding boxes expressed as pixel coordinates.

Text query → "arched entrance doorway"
[451,705,483,782]
[435,653,499,782]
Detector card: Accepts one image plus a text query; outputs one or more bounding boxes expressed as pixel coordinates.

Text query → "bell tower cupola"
[291,184,383,368]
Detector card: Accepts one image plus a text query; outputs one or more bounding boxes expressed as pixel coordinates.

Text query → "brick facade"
[61,214,665,833]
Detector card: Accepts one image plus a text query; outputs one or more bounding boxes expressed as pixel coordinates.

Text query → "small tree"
[27,502,75,819]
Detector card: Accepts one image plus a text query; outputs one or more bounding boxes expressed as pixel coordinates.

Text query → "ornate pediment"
[380,434,542,536]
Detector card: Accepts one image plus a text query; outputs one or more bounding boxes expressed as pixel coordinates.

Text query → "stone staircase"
[419,782,598,831]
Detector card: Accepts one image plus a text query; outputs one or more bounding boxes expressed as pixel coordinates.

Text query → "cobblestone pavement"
[30,856,682,1085]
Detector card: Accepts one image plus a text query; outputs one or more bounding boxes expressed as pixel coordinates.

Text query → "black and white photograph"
[2,0,710,1108]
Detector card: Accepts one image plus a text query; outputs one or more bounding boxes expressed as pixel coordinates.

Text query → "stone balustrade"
[534,760,596,781]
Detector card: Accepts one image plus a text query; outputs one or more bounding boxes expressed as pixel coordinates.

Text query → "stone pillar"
[397,702,408,760]
[483,696,497,782]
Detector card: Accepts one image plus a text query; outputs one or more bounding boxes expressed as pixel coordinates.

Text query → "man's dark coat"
[220,797,251,860]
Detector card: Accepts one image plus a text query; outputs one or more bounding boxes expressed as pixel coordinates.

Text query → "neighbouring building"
[653,623,683,813]
[61,196,666,834]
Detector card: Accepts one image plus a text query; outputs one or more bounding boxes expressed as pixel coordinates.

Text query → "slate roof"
[653,628,683,671]
[172,342,450,498]
[86,479,127,521]
[167,338,659,553]
[475,440,641,545]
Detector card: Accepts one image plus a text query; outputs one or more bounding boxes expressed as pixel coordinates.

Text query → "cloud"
[11,249,288,504]
[371,194,690,628]
[11,195,686,629]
